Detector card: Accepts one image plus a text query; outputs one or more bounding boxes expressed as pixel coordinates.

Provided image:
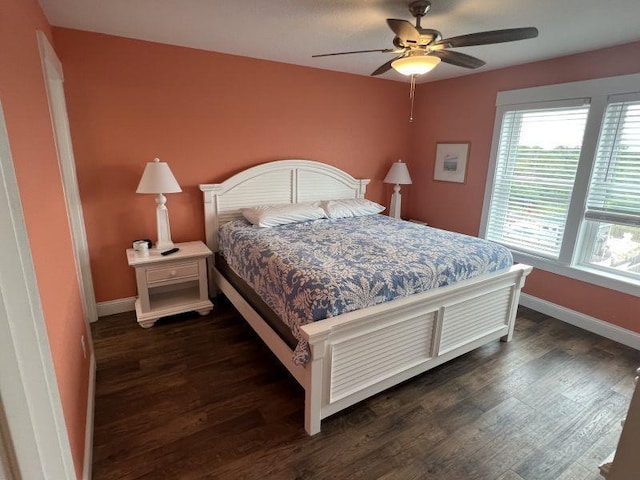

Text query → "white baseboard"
[96,297,135,318]
[82,353,96,480]
[519,293,640,351]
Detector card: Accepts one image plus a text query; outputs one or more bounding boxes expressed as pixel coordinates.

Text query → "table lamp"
[136,158,182,250]
[384,160,412,219]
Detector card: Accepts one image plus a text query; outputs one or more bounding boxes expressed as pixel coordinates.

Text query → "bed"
[200,159,532,435]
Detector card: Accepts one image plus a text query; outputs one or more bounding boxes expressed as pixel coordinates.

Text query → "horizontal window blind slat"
[488,206,569,220]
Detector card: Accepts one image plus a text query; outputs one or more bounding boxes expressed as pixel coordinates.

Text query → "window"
[481,73,640,295]
[485,102,589,258]
[579,96,640,279]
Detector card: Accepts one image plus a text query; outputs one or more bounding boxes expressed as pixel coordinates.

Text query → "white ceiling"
[39,0,640,83]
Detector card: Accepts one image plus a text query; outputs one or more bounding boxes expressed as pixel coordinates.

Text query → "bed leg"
[501,313,516,342]
[305,390,321,435]
[502,285,523,343]
[304,335,328,435]
[304,355,323,435]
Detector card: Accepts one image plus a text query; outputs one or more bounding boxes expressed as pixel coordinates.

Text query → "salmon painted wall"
[52,28,410,303]
[0,0,90,477]
[406,42,640,332]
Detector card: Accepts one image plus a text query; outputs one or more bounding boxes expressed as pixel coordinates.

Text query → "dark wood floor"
[91,301,640,480]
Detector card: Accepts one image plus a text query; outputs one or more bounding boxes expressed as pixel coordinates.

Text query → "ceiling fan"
[312,0,539,77]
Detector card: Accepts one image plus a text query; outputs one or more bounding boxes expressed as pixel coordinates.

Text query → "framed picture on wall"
[434,142,470,183]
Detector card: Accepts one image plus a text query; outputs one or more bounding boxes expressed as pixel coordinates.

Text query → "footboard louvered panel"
[329,312,437,403]
[439,287,512,354]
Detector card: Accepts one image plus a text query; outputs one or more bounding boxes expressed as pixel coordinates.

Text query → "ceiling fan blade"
[387,19,420,44]
[435,27,539,48]
[371,55,405,76]
[429,50,486,69]
[312,48,399,58]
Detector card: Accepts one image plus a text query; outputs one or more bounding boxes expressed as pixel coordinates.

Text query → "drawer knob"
[170,270,177,277]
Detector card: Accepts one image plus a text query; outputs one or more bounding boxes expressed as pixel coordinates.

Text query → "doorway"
[0,101,76,479]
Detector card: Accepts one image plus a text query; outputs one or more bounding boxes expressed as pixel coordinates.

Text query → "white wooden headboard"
[199,159,370,252]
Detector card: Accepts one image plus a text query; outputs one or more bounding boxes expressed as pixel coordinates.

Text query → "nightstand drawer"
[146,261,199,285]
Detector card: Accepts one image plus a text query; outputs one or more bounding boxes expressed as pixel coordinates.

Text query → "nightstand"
[404,218,429,226]
[126,241,213,328]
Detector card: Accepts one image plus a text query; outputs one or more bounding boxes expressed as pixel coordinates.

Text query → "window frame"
[483,98,591,260]
[480,73,640,297]
[576,221,640,282]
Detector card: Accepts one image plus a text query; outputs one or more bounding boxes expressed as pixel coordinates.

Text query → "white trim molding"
[519,293,640,351]
[37,31,98,325]
[0,102,76,478]
[511,251,640,298]
[96,297,136,318]
[82,353,96,480]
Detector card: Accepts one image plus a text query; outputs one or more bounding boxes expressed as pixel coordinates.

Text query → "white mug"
[133,240,149,257]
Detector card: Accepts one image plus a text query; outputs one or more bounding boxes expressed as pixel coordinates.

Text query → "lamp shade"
[136,158,182,194]
[392,55,441,76]
[384,160,412,185]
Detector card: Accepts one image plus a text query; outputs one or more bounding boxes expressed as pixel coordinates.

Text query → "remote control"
[160,247,180,256]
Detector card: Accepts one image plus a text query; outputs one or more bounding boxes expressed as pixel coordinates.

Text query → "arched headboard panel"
[199,159,370,251]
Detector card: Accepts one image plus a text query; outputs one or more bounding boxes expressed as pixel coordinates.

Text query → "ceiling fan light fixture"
[391,54,441,76]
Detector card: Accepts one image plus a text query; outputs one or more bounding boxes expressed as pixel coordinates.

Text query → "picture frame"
[434,142,470,183]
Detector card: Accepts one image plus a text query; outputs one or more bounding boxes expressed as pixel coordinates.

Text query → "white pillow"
[322,199,385,219]
[242,202,326,228]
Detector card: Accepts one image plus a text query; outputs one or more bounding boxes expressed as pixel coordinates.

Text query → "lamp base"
[155,240,175,251]
[155,194,175,250]
[389,185,402,219]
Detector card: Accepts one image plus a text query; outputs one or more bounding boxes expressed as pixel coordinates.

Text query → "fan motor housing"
[417,28,442,45]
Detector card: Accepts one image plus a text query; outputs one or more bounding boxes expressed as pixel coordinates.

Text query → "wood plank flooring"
[91,301,640,480]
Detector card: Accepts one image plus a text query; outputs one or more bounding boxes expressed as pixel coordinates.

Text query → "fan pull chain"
[409,74,416,122]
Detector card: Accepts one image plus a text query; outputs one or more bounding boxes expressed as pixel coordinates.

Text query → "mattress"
[216,253,298,349]
[219,214,513,365]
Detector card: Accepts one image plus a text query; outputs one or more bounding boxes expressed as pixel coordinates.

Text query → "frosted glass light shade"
[384,161,412,185]
[392,55,441,76]
[136,158,182,194]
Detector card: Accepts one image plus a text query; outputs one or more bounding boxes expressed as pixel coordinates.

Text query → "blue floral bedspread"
[219,215,513,365]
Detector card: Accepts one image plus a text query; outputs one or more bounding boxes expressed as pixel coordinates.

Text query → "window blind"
[584,98,640,227]
[486,104,590,258]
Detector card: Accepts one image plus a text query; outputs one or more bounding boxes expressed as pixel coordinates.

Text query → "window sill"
[511,251,640,298]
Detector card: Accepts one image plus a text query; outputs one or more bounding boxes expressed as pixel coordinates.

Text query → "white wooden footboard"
[300,263,531,434]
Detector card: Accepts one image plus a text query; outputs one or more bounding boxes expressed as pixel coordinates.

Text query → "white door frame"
[37,31,98,327]
[0,101,76,478]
